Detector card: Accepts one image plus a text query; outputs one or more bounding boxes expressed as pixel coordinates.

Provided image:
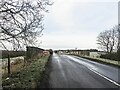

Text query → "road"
[48,53,120,88]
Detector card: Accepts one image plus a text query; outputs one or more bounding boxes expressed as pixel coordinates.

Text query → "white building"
[89,51,106,58]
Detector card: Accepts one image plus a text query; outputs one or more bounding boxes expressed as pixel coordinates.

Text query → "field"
[1,50,25,78]
[1,56,25,78]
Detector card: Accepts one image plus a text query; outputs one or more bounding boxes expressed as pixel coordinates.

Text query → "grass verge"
[70,54,120,68]
[2,55,50,89]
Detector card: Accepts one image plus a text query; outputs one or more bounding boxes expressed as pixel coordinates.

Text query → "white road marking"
[88,68,120,87]
[66,55,120,87]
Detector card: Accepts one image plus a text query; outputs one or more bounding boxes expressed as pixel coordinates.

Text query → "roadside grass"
[2,55,50,89]
[70,54,120,67]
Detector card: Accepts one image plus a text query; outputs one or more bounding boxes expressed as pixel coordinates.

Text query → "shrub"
[100,53,119,61]
[117,48,120,61]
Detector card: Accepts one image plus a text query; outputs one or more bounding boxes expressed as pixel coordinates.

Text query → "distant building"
[89,51,106,58]
[43,50,50,56]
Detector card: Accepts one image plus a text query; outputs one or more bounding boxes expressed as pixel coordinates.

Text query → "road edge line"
[88,68,120,87]
[66,55,120,87]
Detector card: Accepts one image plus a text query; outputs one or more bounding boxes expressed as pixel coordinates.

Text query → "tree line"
[97,25,120,60]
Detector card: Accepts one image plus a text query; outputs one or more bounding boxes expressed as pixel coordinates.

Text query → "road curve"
[48,53,119,88]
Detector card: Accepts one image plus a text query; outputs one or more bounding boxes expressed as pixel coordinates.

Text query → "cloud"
[49,0,75,32]
[41,0,118,50]
[41,31,98,50]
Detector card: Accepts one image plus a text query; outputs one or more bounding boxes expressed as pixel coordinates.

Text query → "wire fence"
[1,56,25,78]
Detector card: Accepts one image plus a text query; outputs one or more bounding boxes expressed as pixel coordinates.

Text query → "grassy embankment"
[2,55,50,89]
[71,54,120,67]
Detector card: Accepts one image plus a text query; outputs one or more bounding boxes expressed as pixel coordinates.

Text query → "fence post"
[8,54,10,76]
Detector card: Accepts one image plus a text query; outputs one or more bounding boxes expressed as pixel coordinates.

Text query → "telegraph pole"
[118,1,120,49]
[118,2,120,60]
[118,25,120,49]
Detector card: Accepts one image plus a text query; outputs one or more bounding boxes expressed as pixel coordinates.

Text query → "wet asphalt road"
[48,53,120,88]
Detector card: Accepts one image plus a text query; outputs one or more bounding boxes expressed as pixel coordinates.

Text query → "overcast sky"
[39,0,118,50]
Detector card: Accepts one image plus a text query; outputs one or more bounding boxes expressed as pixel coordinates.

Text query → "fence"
[2,46,45,77]
[2,56,24,78]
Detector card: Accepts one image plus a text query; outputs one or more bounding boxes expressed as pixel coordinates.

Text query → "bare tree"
[0,0,52,50]
[97,27,118,53]
[117,24,120,50]
[117,24,120,60]
[0,0,52,76]
[109,27,118,53]
[97,30,110,53]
